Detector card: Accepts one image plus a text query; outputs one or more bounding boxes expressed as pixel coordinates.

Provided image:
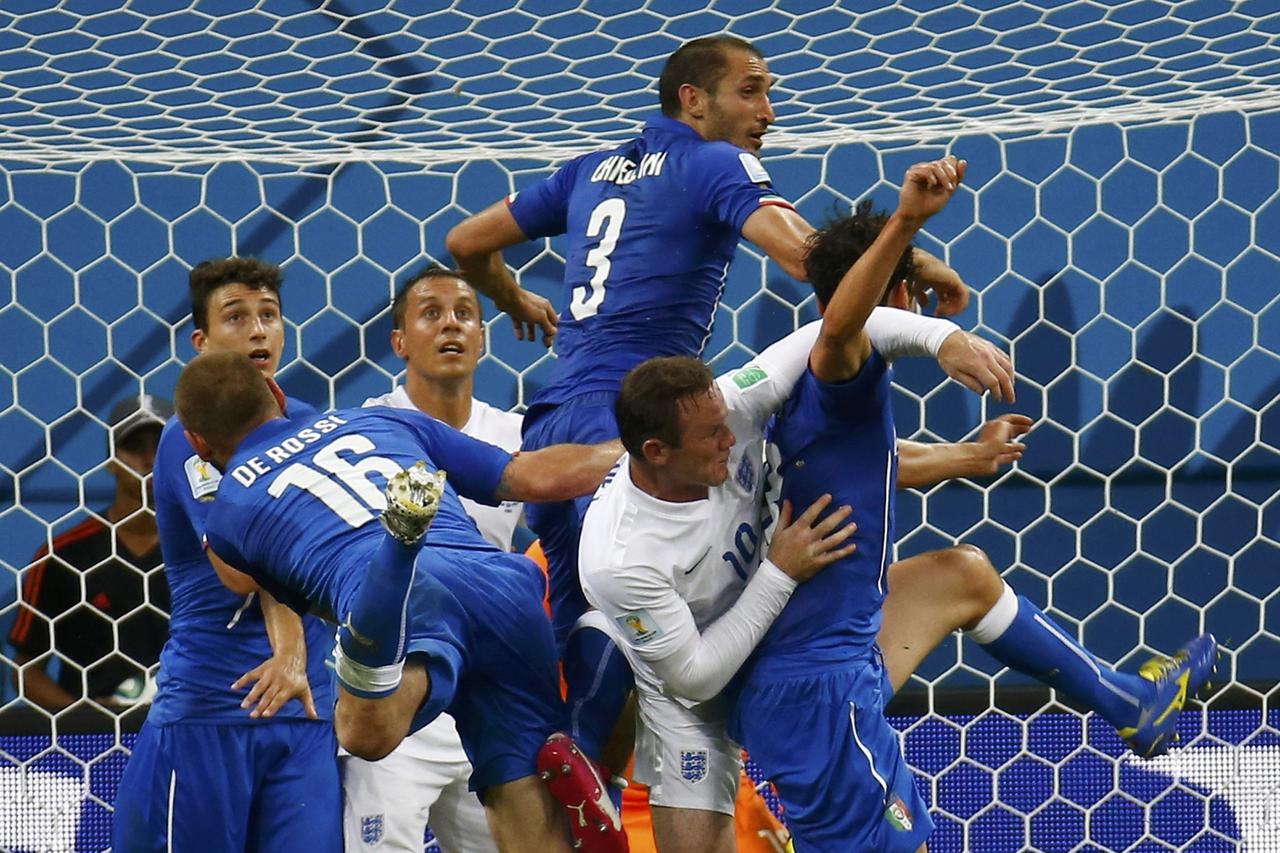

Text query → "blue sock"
[974,585,1152,729]
[564,621,634,772]
[335,534,419,698]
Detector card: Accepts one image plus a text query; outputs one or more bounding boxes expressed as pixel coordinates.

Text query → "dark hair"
[189,257,283,332]
[658,36,763,117]
[391,264,475,329]
[616,356,716,457]
[803,200,916,309]
[175,351,278,454]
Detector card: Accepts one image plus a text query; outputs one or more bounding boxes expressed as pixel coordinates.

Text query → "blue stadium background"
[1,1,1278,850]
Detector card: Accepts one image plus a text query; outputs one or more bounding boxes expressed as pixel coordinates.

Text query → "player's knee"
[943,544,1003,614]
[334,705,400,761]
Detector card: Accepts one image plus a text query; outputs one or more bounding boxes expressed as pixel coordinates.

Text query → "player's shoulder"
[687,139,772,183]
[283,394,319,420]
[465,399,522,451]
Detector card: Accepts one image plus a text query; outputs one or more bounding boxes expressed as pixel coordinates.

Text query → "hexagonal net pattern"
[0,2,1278,851]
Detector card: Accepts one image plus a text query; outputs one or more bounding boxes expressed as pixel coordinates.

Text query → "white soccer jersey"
[364,385,524,550]
[580,323,820,712]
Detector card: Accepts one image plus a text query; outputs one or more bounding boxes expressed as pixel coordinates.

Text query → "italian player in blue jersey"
[173,351,628,853]
[445,35,977,774]
[728,158,1219,851]
[112,259,340,853]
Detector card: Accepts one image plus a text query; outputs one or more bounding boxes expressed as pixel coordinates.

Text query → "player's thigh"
[251,721,342,853]
[879,546,999,693]
[731,666,931,853]
[482,774,573,853]
[112,722,254,853]
[430,775,501,853]
[651,805,735,853]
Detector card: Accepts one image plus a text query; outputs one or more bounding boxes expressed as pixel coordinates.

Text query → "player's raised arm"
[445,201,558,346]
[809,156,966,384]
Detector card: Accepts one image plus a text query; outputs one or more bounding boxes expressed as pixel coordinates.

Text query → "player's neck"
[404,372,473,430]
[629,459,709,503]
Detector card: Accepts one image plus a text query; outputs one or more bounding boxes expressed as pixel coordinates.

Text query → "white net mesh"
[2,2,1279,851]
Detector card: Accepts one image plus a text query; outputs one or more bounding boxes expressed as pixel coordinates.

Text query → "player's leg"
[112,722,254,853]
[249,720,343,853]
[631,692,739,853]
[430,769,501,853]
[334,464,446,703]
[524,395,635,772]
[729,664,931,853]
[334,658,431,760]
[650,807,734,853]
[482,774,575,853]
[878,544,1216,756]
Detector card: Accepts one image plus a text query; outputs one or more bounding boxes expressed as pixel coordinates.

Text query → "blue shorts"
[111,719,341,853]
[406,548,567,793]
[729,651,932,853]
[522,392,620,649]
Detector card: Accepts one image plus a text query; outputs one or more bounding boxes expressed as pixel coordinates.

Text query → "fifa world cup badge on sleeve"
[184,454,221,501]
[616,610,663,646]
[731,366,767,390]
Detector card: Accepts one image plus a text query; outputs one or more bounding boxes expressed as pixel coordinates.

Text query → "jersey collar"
[643,113,704,141]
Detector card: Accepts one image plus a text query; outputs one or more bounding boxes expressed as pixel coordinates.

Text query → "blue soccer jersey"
[753,350,899,667]
[149,397,335,725]
[202,407,510,625]
[508,114,793,410]
[203,407,570,789]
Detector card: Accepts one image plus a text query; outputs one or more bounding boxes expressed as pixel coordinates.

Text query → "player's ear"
[191,327,206,354]
[678,83,707,120]
[390,327,407,359]
[640,437,670,466]
[264,376,286,414]
[185,429,214,463]
[886,280,912,310]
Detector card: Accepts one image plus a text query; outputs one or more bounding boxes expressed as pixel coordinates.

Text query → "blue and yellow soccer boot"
[1119,633,1218,758]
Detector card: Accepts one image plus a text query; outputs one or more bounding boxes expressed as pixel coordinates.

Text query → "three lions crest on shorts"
[360,813,384,845]
[680,749,708,783]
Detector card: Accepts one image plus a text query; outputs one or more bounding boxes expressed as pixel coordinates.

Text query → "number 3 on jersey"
[570,198,626,320]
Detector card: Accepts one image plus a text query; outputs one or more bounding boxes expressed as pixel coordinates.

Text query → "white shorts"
[632,687,741,816]
[341,714,498,853]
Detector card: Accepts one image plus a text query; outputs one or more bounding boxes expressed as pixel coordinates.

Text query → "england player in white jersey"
[579,304,1011,853]
[345,266,522,853]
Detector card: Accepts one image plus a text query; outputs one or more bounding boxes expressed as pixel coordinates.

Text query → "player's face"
[393,277,484,383]
[671,386,736,487]
[192,284,284,377]
[705,49,775,153]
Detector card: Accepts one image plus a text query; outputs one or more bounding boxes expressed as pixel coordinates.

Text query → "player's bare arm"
[445,201,559,346]
[740,203,814,282]
[896,414,1032,490]
[496,440,624,503]
[235,588,319,721]
[811,156,966,384]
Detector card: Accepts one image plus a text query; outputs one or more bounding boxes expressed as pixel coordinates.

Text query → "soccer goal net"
[1,1,1278,850]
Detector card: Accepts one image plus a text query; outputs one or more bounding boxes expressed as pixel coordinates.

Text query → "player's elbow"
[219,571,258,597]
[445,219,484,265]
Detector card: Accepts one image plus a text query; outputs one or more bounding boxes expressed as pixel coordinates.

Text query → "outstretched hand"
[233,654,318,720]
[938,331,1016,402]
[969,414,1032,477]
